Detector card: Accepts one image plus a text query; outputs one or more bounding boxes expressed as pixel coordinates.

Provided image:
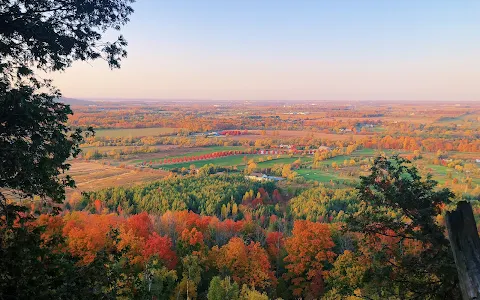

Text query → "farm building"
[246,173,285,182]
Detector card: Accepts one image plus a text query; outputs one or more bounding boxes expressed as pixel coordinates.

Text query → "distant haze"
[52,1,480,101]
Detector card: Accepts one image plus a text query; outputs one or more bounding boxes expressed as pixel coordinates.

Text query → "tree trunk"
[446,201,480,299]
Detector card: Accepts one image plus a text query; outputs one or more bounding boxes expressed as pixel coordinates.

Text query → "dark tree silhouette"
[0,0,135,211]
[345,155,460,299]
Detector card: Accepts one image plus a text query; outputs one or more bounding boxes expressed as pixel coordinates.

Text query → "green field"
[422,164,451,184]
[351,148,406,157]
[296,169,350,182]
[131,146,247,164]
[351,148,376,156]
[94,127,178,138]
[257,157,310,168]
[436,113,471,124]
[157,155,307,171]
[315,155,352,166]
[370,126,386,133]
[157,154,256,170]
[422,164,480,185]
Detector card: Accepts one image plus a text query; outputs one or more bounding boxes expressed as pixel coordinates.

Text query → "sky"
[52,0,480,101]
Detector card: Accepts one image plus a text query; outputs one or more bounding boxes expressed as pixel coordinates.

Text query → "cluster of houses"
[246,173,285,182]
[190,131,223,138]
[190,130,248,138]
[282,112,309,115]
[257,145,331,155]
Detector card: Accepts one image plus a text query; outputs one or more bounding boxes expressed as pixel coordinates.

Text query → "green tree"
[0,0,133,73]
[345,156,459,299]
[0,82,89,208]
[176,254,202,299]
[141,258,178,299]
[240,285,268,300]
[207,276,240,300]
[208,276,224,300]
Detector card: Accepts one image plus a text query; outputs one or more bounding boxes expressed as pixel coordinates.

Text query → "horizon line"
[66,97,479,103]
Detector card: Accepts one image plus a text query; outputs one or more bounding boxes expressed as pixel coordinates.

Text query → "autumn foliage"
[284,220,336,298]
[213,237,275,289]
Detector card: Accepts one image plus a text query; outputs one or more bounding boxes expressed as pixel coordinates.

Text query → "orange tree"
[213,237,275,291]
[284,220,336,299]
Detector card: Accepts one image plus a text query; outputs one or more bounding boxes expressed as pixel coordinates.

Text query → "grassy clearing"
[370,126,386,132]
[256,157,307,168]
[315,155,351,166]
[422,164,450,184]
[352,149,376,156]
[296,169,350,182]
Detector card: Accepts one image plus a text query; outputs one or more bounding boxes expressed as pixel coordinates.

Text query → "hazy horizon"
[52,1,480,101]
[74,97,480,103]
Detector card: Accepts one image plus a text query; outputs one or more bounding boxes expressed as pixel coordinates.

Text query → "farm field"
[230,130,367,141]
[257,156,306,168]
[157,154,308,171]
[417,161,480,186]
[434,111,480,125]
[81,144,176,152]
[296,169,350,182]
[130,145,247,164]
[78,133,480,187]
[65,161,168,199]
[155,154,257,170]
[146,145,478,184]
[94,127,178,138]
[79,137,480,186]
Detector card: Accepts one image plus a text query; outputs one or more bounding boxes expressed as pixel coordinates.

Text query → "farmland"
[93,127,178,138]
[66,100,480,196]
[131,145,247,164]
[157,154,303,171]
[65,160,168,198]
[227,129,366,141]
[72,138,480,188]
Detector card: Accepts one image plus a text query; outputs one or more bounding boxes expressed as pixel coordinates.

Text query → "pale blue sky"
[53,0,480,101]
